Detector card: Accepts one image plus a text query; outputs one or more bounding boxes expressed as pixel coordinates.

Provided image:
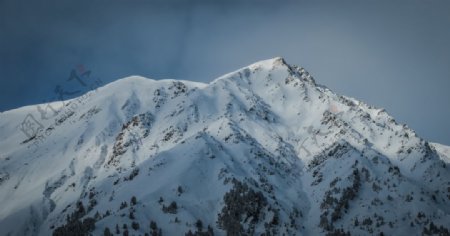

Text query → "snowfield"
[0,57,449,235]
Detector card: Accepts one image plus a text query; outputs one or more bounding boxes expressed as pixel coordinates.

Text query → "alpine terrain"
[0,58,449,236]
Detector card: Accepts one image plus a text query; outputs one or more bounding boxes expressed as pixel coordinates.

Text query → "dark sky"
[1,0,449,145]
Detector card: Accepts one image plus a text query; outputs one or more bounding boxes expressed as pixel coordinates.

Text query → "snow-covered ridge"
[0,58,449,235]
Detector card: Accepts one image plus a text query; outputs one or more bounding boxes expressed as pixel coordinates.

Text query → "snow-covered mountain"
[0,58,449,236]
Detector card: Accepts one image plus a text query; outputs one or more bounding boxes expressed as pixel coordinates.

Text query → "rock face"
[0,57,449,235]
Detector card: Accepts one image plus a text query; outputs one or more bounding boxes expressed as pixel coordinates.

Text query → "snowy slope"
[0,57,449,235]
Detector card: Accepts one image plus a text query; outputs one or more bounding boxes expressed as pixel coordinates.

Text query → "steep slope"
[0,58,449,235]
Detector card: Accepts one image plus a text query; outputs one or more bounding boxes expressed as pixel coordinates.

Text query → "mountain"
[0,57,449,236]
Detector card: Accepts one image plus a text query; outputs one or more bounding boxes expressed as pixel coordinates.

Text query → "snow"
[0,57,449,235]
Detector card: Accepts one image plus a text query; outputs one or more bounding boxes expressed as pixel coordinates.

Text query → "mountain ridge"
[0,58,449,235]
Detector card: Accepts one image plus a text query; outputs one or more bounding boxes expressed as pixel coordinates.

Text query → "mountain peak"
[246,56,289,70]
[1,58,449,236]
[271,56,287,65]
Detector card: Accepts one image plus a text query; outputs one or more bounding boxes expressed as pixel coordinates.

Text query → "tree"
[131,196,137,206]
[75,201,86,219]
[195,219,203,230]
[95,211,101,220]
[131,221,140,230]
[162,201,178,214]
[185,230,194,236]
[217,179,267,235]
[207,225,214,235]
[150,220,157,230]
[52,217,96,236]
[103,227,112,236]
[120,201,128,209]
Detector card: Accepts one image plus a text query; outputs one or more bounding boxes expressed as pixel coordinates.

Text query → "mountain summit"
[0,58,449,235]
